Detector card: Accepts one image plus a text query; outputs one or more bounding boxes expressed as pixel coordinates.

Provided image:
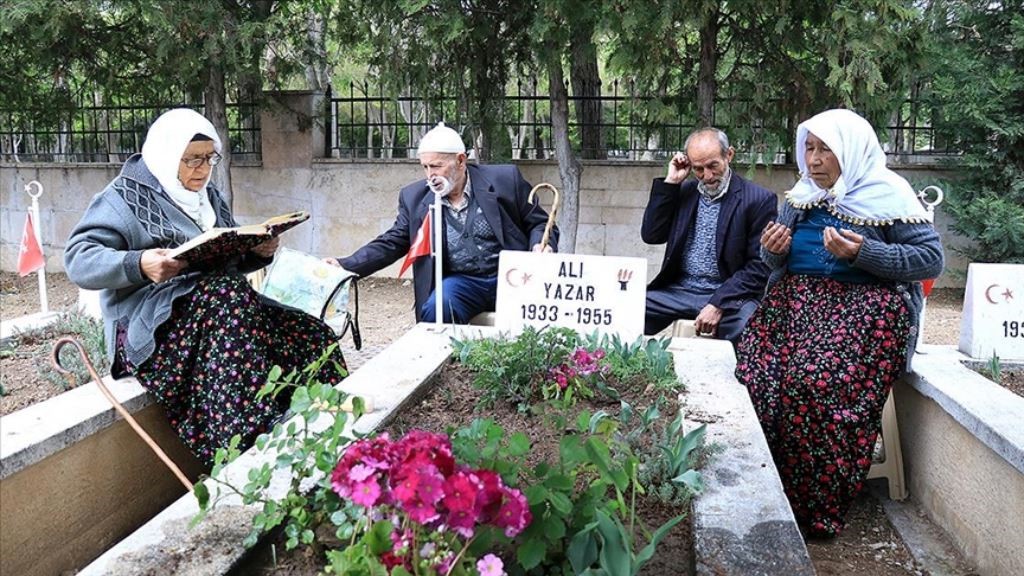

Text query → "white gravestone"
[495,251,647,341]
[958,263,1024,361]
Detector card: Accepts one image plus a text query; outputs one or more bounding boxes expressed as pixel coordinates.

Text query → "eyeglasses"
[180,153,222,168]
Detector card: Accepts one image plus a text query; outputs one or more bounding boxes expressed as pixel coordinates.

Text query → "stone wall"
[0,91,968,287]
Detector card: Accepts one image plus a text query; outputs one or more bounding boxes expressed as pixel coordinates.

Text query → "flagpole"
[25,181,48,314]
[433,193,444,326]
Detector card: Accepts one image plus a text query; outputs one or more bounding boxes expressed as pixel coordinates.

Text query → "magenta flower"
[350,479,382,507]
[330,429,532,573]
[494,488,531,537]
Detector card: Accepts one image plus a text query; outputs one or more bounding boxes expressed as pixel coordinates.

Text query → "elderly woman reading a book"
[65,108,346,465]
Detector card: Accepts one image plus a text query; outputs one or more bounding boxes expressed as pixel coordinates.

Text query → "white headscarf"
[786,108,929,225]
[141,108,221,230]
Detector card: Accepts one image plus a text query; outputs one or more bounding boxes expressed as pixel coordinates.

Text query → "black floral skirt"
[735,274,910,537]
[119,274,347,465]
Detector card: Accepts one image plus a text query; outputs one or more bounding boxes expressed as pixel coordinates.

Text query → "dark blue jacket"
[339,163,558,320]
[642,173,777,311]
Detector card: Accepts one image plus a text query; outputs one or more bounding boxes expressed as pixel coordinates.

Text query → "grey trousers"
[644,283,759,343]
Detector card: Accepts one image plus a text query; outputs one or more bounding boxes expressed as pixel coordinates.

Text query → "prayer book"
[169,211,310,265]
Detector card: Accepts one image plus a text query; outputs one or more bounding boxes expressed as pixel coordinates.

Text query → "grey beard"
[697,167,731,201]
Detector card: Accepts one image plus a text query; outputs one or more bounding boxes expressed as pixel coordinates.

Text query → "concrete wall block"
[577,206,602,225]
[599,206,646,226]
[575,223,606,255]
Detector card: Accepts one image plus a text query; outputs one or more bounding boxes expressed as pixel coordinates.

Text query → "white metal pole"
[433,194,444,325]
[26,181,48,313]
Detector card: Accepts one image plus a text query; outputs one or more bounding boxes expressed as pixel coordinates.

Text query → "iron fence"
[0,92,261,163]
[326,80,961,162]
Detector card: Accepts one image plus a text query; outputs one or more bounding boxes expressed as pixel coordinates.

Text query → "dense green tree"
[924,0,1024,263]
[1,0,331,202]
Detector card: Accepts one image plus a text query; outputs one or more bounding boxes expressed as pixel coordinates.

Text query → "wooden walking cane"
[52,337,194,491]
[528,183,560,250]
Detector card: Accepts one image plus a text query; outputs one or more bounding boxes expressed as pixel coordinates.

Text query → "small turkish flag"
[922,278,936,298]
[399,211,431,278]
[17,213,45,277]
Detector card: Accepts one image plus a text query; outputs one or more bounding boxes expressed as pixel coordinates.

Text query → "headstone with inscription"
[495,251,647,341]
[958,263,1024,360]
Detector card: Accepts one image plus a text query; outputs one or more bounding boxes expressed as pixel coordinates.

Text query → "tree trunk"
[696,8,720,127]
[204,65,233,208]
[304,9,328,91]
[570,23,604,159]
[548,55,581,253]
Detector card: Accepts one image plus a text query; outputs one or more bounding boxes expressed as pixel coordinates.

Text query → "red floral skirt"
[735,274,910,537]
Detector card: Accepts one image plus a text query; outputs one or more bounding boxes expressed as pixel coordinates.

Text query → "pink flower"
[477,554,505,576]
[351,479,382,508]
[493,488,531,537]
[443,470,482,512]
[349,463,375,482]
[414,468,446,505]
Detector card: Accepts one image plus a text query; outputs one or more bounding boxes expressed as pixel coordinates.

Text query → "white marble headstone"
[495,251,647,341]
[958,263,1024,361]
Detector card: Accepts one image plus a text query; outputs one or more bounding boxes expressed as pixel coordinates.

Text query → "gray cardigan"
[763,202,945,370]
[64,155,271,369]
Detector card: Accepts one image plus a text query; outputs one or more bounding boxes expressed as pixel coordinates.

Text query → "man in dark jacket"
[642,128,777,341]
[332,123,557,323]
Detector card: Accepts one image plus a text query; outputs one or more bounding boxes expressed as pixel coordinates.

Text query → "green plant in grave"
[451,413,696,575]
[581,332,677,390]
[451,326,579,412]
[985,351,1002,384]
[0,311,105,390]
[193,344,359,551]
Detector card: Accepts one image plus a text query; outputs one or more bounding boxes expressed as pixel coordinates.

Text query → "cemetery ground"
[0,271,988,575]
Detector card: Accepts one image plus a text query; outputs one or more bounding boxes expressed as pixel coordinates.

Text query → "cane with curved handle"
[52,337,194,491]
[528,182,560,250]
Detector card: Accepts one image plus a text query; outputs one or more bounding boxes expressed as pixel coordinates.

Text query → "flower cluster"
[330,430,530,574]
[547,346,609,401]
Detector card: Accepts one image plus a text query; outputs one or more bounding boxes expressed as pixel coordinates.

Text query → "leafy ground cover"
[215,328,702,575]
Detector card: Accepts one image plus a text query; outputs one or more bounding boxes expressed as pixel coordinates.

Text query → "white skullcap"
[417,122,466,155]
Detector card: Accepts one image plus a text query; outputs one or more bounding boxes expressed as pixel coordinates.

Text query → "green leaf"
[517,537,547,570]
[635,514,686,570]
[290,386,313,413]
[193,481,209,509]
[671,470,704,493]
[594,510,631,576]
[567,524,599,573]
[508,431,531,456]
[366,520,394,555]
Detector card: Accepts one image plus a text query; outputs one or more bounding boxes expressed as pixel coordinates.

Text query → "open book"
[169,211,310,265]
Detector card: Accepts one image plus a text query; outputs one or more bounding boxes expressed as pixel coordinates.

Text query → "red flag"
[17,213,45,277]
[922,278,936,298]
[399,212,431,278]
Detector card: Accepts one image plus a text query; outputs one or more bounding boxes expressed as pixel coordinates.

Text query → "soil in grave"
[968,367,1024,399]
[233,363,695,575]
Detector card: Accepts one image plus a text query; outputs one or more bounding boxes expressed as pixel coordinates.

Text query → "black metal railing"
[325,80,961,162]
[0,92,261,163]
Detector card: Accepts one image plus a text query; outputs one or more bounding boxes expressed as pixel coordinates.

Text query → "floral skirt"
[119,274,347,465]
[734,274,910,537]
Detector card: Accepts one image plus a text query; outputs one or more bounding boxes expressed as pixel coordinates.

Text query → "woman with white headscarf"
[65,108,346,465]
[734,109,944,537]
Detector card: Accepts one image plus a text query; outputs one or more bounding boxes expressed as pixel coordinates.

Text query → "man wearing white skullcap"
[332,122,558,323]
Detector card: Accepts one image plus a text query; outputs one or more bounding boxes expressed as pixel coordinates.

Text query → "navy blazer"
[339,163,558,320]
[642,173,777,311]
